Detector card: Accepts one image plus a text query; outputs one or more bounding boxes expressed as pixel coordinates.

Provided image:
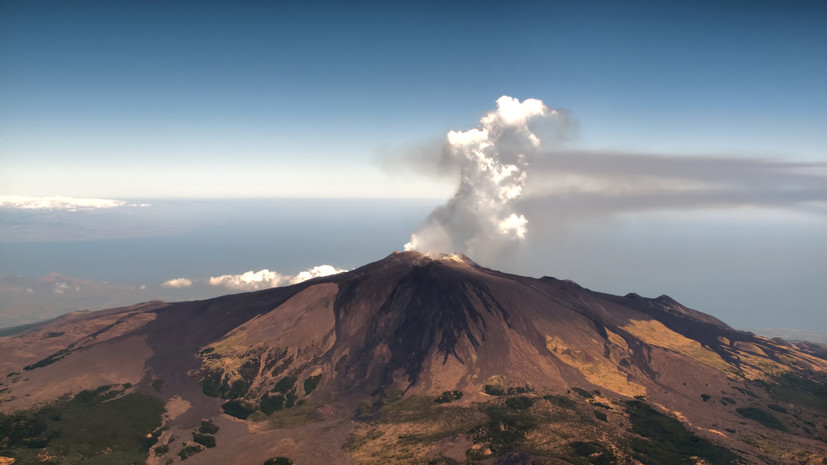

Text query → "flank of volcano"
[1,251,825,464]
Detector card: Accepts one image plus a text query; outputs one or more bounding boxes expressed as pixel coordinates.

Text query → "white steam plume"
[404,95,562,259]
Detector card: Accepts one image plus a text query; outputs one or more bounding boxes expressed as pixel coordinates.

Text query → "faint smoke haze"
[403,95,571,262]
[520,150,827,212]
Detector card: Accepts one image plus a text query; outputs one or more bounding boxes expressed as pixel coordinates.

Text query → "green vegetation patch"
[264,457,293,465]
[765,371,827,415]
[484,384,505,396]
[222,400,256,419]
[507,385,534,395]
[733,386,757,398]
[225,378,252,399]
[199,370,250,399]
[543,394,576,409]
[571,387,594,399]
[266,400,319,430]
[192,432,216,448]
[427,457,461,465]
[568,441,617,465]
[198,419,219,434]
[505,396,534,410]
[0,385,164,464]
[303,374,322,395]
[151,377,164,392]
[261,393,285,414]
[274,375,297,394]
[435,390,463,404]
[625,400,738,465]
[766,403,788,414]
[471,404,537,455]
[200,371,225,397]
[198,351,261,400]
[344,393,636,464]
[23,348,71,371]
[377,396,487,448]
[483,384,532,396]
[285,389,298,408]
[263,347,288,371]
[178,444,204,460]
[335,354,348,372]
[735,407,787,431]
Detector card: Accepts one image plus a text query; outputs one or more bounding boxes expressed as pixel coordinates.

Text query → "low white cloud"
[52,282,71,295]
[0,195,148,211]
[208,269,288,291]
[161,278,193,288]
[208,264,347,291]
[290,265,348,284]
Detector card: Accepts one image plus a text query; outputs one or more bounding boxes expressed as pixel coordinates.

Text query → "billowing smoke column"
[404,96,558,260]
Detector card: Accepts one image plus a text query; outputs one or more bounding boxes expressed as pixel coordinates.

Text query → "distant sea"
[1,197,826,343]
[0,198,439,281]
[0,198,440,326]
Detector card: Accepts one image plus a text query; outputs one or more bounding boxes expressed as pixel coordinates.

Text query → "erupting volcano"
[1,251,825,464]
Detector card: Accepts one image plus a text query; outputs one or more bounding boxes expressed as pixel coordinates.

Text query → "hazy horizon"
[1,2,825,341]
[1,196,825,344]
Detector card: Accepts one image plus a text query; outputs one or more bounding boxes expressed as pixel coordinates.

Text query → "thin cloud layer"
[0,195,148,211]
[518,150,827,218]
[404,95,569,261]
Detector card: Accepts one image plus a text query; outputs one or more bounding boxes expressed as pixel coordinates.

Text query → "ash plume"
[398,96,827,263]
[404,95,568,261]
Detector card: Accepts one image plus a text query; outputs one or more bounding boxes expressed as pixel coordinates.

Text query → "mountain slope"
[1,251,825,464]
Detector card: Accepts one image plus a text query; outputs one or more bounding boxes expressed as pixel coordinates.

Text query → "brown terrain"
[0,251,825,465]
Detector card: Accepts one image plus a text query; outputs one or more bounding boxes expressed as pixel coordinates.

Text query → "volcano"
[1,252,825,464]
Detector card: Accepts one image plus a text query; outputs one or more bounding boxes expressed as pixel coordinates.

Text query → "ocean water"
[0,198,440,283]
[1,198,826,339]
[0,198,440,326]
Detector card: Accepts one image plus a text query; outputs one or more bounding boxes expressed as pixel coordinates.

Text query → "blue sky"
[2,1,825,197]
[0,1,826,337]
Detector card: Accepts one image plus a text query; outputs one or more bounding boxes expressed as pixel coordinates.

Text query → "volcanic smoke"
[404,95,560,260]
